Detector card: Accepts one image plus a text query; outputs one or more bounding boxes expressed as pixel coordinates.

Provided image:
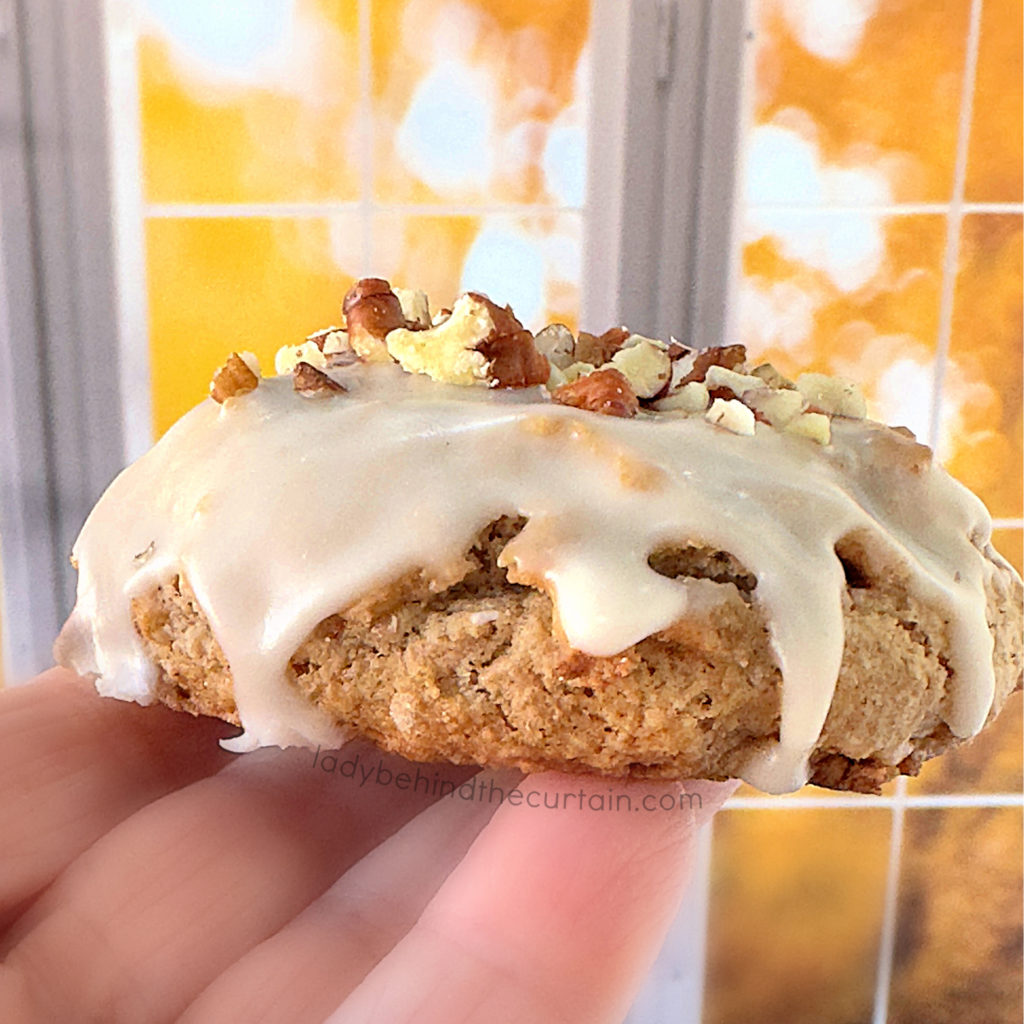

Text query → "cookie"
[55,281,1023,793]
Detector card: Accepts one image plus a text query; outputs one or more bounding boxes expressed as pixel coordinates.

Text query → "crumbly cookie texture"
[240,277,871,444]
[131,517,1022,794]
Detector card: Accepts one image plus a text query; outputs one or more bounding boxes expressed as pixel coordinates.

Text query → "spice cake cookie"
[55,280,1023,793]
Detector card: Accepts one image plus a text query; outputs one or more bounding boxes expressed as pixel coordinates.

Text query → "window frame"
[583,0,749,351]
[0,0,126,679]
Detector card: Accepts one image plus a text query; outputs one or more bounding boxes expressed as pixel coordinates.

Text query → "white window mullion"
[0,0,125,678]
[0,0,64,683]
[583,0,749,349]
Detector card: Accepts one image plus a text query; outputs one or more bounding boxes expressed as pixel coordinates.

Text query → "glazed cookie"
[55,280,1023,793]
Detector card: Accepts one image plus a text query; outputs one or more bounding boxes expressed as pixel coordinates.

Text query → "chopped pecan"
[210,352,259,403]
[551,367,639,418]
[343,278,405,363]
[707,386,735,402]
[385,291,548,388]
[343,277,394,316]
[394,287,431,328]
[795,372,867,419]
[784,411,831,445]
[574,326,630,366]
[705,397,756,436]
[533,323,575,369]
[275,339,327,376]
[750,362,795,389]
[306,326,346,351]
[468,295,548,388]
[678,344,748,386]
[609,337,672,398]
[293,362,346,397]
[477,330,550,388]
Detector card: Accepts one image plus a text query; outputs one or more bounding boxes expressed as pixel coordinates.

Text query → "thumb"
[329,773,738,1024]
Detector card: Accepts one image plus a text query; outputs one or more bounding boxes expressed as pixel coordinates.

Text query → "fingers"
[180,769,518,1024]
[328,774,737,1024]
[1,742,472,1024]
[0,669,235,931]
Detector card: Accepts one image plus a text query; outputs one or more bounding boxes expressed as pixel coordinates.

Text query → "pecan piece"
[678,344,748,386]
[305,326,350,356]
[574,326,630,366]
[210,352,259,403]
[293,361,346,397]
[477,330,550,388]
[468,296,548,388]
[707,386,736,402]
[533,323,575,369]
[343,278,405,363]
[385,292,548,388]
[551,367,639,418]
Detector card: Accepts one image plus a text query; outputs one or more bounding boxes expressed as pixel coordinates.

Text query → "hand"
[0,668,735,1023]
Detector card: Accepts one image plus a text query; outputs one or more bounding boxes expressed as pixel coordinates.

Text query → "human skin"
[0,668,736,1023]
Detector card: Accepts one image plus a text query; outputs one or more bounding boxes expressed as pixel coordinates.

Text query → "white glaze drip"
[56,363,1009,792]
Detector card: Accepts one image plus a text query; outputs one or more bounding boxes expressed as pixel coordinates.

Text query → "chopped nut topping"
[306,326,347,352]
[205,281,884,450]
[385,292,548,388]
[393,287,431,328]
[471,295,549,388]
[575,326,630,366]
[665,351,698,394]
[743,387,805,427]
[546,363,568,389]
[561,361,597,384]
[551,367,639,418]
[477,328,550,388]
[210,352,260,403]
[239,351,261,375]
[784,411,832,445]
[703,365,768,397]
[678,344,748,386]
[705,397,756,436]
[750,362,795,389]
[322,331,351,356]
[534,323,576,369]
[343,278,406,363]
[608,337,672,398]
[275,340,328,376]
[293,362,347,397]
[796,373,867,419]
[384,293,494,384]
[654,380,709,414]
